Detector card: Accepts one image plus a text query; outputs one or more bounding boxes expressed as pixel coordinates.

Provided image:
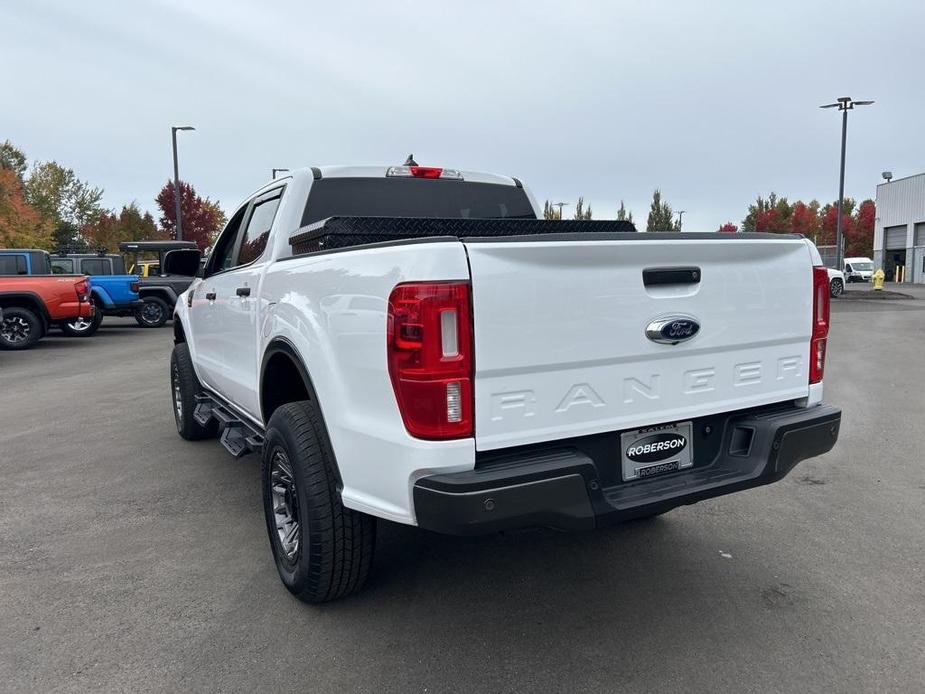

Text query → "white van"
[844,256,874,282]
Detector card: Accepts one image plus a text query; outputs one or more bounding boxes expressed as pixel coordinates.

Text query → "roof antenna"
[404,154,418,166]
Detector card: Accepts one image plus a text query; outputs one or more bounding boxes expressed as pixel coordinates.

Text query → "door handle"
[236,287,251,297]
[205,292,216,301]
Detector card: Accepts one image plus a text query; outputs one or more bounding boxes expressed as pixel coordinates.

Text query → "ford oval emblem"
[625,432,688,464]
[645,316,700,345]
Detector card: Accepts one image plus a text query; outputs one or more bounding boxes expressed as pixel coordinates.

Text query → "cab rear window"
[302,177,535,226]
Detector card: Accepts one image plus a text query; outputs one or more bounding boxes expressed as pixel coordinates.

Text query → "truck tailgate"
[465,235,815,450]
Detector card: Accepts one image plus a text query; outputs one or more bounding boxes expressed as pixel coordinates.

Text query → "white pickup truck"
[168,164,841,602]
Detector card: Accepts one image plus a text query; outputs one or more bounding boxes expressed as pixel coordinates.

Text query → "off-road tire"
[262,401,376,603]
[0,306,43,350]
[60,307,103,337]
[135,296,170,328]
[170,342,217,440]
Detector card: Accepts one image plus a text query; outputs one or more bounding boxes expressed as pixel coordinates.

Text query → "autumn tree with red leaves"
[741,192,874,257]
[155,180,226,250]
[717,222,738,232]
[789,201,822,242]
[849,199,876,257]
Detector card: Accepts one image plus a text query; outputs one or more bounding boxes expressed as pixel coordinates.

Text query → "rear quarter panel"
[260,241,475,524]
[0,276,85,320]
[89,275,139,307]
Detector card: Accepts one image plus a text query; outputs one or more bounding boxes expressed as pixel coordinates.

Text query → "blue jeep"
[0,249,143,336]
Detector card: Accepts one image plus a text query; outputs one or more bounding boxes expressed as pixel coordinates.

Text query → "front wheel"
[60,307,103,337]
[0,307,43,350]
[135,296,170,328]
[262,401,376,603]
[829,278,844,298]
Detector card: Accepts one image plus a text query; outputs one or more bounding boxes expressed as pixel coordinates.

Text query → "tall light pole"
[820,97,873,269]
[272,168,290,179]
[677,210,687,230]
[553,201,569,219]
[171,126,195,241]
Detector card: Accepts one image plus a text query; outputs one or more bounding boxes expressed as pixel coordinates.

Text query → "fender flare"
[0,291,52,329]
[260,337,343,487]
[90,286,115,308]
[139,286,178,304]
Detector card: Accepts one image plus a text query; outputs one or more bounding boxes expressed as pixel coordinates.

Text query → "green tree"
[543,200,564,220]
[24,161,104,248]
[84,202,164,253]
[573,196,592,220]
[646,189,678,231]
[616,200,634,224]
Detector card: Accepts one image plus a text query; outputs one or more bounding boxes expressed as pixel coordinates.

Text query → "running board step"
[193,400,214,427]
[220,425,250,458]
[195,392,265,458]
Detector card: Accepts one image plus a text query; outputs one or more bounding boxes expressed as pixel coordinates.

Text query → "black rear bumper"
[413,403,841,535]
[101,300,145,317]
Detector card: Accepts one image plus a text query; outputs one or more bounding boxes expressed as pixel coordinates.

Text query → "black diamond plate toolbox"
[288,217,638,255]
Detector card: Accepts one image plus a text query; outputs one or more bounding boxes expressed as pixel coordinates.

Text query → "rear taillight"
[387,282,473,439]
[130,281,140,293]
[75,279,90,302]
[385,166,463,180]
[810,266,830,384]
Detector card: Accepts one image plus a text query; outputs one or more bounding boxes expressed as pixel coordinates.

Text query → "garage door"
[915,223,925,247]
[885,225,907,250]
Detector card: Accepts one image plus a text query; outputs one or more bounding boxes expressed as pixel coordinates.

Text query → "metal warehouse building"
[874,172,925,283]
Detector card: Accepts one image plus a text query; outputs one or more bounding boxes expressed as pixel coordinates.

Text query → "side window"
[207,205,248,274]
[80,258,110,276]
[51,258,73,274]
[0,255,27,275]
[0,255,26,275]
[237,191,282,266]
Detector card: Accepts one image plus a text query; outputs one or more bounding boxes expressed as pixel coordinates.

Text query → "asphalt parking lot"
[2,298,924,693]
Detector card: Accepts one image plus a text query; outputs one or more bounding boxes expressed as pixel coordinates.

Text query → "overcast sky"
[2,0,924,231]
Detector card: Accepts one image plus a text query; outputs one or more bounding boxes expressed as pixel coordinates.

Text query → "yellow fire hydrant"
[872,268,885,291]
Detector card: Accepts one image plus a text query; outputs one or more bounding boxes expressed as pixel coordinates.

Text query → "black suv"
[119,241,201,327]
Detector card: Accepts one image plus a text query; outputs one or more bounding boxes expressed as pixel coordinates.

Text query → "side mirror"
[163,248,202,277]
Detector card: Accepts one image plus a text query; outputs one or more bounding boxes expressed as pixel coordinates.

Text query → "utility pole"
[171,126,195,241]
[820,97,874,269]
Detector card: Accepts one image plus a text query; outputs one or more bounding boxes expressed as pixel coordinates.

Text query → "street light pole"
[820,97,873,270]
[171,126,195,241]
[677,210,686,230]
[553,202,569,219]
